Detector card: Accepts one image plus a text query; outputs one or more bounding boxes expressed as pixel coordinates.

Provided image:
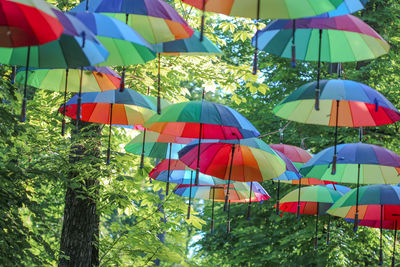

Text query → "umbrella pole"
[199,0,206,41]
[291,19,296,68]
[139,129,147,169]
[226,200,231,234]
[211,187,215,233]
[195,123,203,185]
[314,29,322,111]
[76,66,84,131]
[166,143,172,196]
[106,103,114,165]
[354,164,361,232]
[380,204,383,265]
[315,202,319,249]
[61,68,69,136]
[247,182,253,220]
[157,53,161,114]
[21,46,31,123]
[393,221,397,267]
[252,0,260,75]
[327,215,331,245]
[224,144,236,212]
[331,100,339,175]
[187,171,194,219]
[297,179,302,219]
[276,180,280,215]
[119,66,125,92]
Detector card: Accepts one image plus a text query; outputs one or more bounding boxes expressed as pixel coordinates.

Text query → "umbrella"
[279,185,343,248]
[301,142,400,231]
[152,31,222,113]
[149,158,232,218]
[144,100,260,185]
[274,79,400,171]
[15,66,121,135]
[272,150,301,215]
[182,0,345,73]
[70,11,156,92]
[60,88,157,164]
[254,15,390,106]
[0,10,109,122]
[178,138,286,212]
[0,0,63,47]
[270,144,312,215]
[174,182,270,232]
[125,130,192,194]
[328,184,400,265]
[71,0,193,44]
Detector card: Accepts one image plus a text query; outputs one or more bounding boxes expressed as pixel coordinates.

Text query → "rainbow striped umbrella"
[71,0,193,44]
[0,10,109,122]
[61,89,156,164]
[315,0,369,18]
[15,67,121,135]
[280,185,343,248]
[301,142,400,232]
[145,100,260,184]
[270,144,312,169]
[0,0,63,47]
[271,150,301,214]
[253,15,389,103]
[174,182,270,232]
[150,158,232,218]
[328,185,400,265]
[274,79,400,171]
[178,138,285,213]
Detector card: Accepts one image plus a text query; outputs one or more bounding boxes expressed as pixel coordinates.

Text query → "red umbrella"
[0,0,63,47]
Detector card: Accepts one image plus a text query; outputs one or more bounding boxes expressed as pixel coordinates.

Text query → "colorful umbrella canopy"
[325,184,351,194]
[60,89,156,164]
[174,182,270,232]
[300,143,400,185]
[0,0,64,47]
[328,184,400,265]
[270,144,312,169]
[274,79,400,127]
[253,15,389,106]
[279,177,337,185]
[0,10,109,122]
[179,138,286,183]
[254,15,389,63]
[144,100,260,139]
[70,12,156,67]
[182,0,344,19]
[272,150,301,214]
[150,158,231,218]
[274,79,400,170]
[153,31,222,114]
[71,0,193,44]
[149,159,230,186]
[15,66,121,135]
[301,142,400,232]
[280,185,343,247]
[178,138,285,212]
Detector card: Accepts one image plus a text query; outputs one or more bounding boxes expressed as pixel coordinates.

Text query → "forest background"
[0,0,399,266]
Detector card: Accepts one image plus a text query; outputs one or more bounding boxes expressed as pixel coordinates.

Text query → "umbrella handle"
[157,54,161,114]
[331,155,337,175]
[199,0,206,41]
[354,213,358,232]
[291,20,296,68]
[247,203,251,221]
[140,153,145,169]
[327,215,331,245]
[119,67,125,92]
[21,46,31,123]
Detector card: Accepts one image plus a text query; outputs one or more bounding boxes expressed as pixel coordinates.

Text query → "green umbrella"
[279,185,343,248]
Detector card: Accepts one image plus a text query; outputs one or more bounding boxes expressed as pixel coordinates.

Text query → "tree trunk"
[59,124,102,266]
